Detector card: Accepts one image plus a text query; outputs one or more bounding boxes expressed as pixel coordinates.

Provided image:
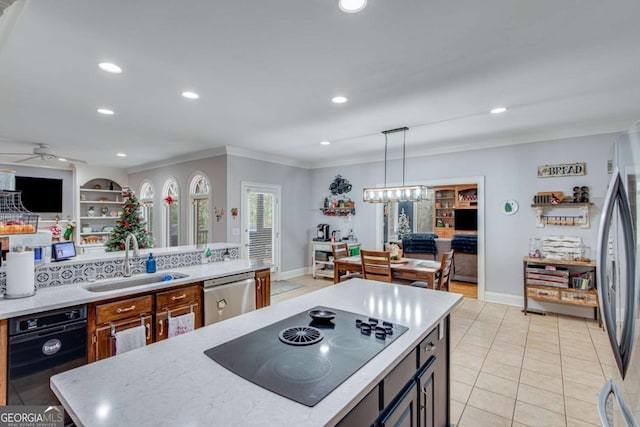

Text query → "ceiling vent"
[0,0,17,17]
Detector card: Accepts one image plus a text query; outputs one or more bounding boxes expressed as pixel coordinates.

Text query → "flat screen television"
[454,209,477,231]
[14,176,63,213]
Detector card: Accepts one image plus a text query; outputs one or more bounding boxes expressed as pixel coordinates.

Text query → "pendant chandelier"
[362,127,429,203]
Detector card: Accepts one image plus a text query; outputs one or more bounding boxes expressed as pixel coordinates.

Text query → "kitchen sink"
[83,272,189,292]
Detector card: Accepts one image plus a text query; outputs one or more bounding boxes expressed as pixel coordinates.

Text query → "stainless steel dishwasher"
[203,271,256,326]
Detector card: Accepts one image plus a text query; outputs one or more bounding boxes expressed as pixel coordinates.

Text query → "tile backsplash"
[0,246,240,293]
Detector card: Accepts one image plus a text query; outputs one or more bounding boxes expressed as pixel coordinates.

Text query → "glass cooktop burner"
[204,306,408,406]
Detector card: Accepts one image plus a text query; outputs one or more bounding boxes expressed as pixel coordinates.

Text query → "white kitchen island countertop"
[51,279,462,427]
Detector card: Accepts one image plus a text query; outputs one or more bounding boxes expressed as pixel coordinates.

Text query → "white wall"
[226,155,310,273]
[127,156,227,246]
[309,133,614,298]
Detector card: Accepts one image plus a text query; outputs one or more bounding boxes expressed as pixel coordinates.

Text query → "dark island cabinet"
[337,316,449,427]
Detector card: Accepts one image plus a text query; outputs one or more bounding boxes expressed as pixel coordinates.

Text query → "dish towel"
[115,325,147,355]
[168,312,195,338]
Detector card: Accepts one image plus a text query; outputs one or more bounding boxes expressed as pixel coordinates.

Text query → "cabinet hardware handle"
[171,294,186,301]
[116,305,135,313]
[145,322,151,340]
[423,342,436,352]
[159,319,164,336]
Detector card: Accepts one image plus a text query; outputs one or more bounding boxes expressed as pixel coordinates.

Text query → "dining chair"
[411,250,454,291]
[360,250,392,283]
[332,243,360,280]
[332,243,350,260]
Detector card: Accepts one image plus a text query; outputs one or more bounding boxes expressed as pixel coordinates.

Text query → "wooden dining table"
[333,256,441,288]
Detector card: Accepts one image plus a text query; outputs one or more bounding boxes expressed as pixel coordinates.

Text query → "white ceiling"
[0,0,638,170]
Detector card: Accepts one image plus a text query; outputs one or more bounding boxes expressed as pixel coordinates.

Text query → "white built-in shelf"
[80,216,119,220]
[80,201,123,205]
[79,232,111,236]
[80,189,121,194]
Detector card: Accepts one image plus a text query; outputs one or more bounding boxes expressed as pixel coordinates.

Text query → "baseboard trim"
[484,292,523,307]
[276,268,308,281]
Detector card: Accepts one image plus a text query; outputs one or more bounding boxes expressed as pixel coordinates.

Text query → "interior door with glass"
[241,183,281,274]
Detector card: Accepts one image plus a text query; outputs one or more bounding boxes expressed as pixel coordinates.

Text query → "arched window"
[139,182,154,242]
[162,178,180,247]
[190,174,210,245]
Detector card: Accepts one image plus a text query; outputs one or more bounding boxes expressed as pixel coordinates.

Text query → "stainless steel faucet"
[123,233,140,277]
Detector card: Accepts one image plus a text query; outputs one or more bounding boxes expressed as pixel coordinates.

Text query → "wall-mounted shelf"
[532,203,593,228]
[320,207,355,216]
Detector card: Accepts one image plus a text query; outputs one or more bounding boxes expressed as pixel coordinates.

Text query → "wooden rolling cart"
[523,256,599,321]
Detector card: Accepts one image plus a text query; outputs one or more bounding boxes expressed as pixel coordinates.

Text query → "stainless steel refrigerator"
[598,120,640,426]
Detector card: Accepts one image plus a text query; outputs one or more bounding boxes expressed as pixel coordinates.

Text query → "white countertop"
[51,279,462,427]
[0,259,267,320]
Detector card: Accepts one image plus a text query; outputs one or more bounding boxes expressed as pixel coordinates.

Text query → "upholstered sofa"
[400,233,478,283]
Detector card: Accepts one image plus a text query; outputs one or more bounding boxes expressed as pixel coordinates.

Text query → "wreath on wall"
[329,175,352,195]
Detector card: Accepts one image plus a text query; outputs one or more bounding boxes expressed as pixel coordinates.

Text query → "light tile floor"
[279,276,610,427]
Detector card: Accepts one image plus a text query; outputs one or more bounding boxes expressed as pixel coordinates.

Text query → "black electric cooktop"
[204,306,408,406]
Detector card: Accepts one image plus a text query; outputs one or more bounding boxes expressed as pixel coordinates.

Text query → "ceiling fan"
[0,143,87,164]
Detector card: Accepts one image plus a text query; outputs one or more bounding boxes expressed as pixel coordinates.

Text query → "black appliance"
[204,306,408,406]
[314,224,330,241]
[8,305,87,425]
[14,176,63,213]
[52,241,76,261]
[454,209,477,231]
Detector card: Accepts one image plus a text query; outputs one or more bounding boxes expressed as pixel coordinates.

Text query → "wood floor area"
[450,281,477,299]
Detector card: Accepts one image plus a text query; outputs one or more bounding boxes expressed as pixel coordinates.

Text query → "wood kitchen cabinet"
[90,295,153,362]
[255,268,271,309]
[155,284,202,341]
[88,282,204,362]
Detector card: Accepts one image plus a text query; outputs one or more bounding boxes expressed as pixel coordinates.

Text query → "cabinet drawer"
[156,284,201,308]
[527,286,559,301]
[96,295,153,324]
[418,324,440,368]
[382,349,416,407]
[560,290,598,306]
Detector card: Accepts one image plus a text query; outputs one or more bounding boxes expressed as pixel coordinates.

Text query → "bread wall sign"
[538,162,586,178]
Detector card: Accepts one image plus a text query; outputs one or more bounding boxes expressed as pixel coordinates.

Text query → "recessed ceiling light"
[490,107,507,114]
[98,62,122,73]
[320,141,331,145]
[97,108,114,115]
[116,153,127,157]
[339,0,367,13]
[58,158,67,162]
[181,91,200,99]
[332,96,348,104]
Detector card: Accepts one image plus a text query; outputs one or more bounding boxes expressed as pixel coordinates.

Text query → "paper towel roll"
[5,251,36,298]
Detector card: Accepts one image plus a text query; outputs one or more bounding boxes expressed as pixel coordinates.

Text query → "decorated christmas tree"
[396,208,411,238]
[105,188,153,251]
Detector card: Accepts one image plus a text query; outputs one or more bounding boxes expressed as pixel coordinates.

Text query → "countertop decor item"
[362,127,428,203]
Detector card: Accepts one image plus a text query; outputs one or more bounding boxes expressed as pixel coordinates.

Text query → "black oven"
[7,305,87,425]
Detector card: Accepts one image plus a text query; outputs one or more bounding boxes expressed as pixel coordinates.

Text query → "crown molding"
[224,145,311,169]
[126,146,227,174]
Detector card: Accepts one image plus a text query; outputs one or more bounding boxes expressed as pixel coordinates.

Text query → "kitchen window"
[163,178,180,247]
[190,173,210,245]
[139,181,154,242]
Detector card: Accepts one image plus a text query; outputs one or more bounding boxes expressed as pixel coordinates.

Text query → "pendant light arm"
[364,126,427,203]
